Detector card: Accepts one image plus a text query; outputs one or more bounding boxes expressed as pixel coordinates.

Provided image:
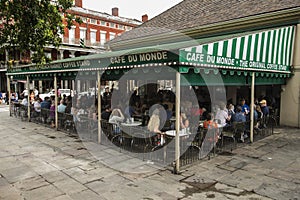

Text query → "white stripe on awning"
[179,25,295,73]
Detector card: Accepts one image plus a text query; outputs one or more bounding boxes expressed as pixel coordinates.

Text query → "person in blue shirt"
[240,98,250,115]
[233,106,247,142]
[233,106,246,122]
[40,97,51,109]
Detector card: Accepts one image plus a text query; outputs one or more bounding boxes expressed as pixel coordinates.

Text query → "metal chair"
[200,127,218,159]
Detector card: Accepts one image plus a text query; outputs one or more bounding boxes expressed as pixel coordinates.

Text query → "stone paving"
[0,104,299,200]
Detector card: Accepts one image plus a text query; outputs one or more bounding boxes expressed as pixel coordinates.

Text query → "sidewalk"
[0,104,299,200]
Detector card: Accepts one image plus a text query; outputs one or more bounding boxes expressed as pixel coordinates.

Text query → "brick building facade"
[0,0,145,91]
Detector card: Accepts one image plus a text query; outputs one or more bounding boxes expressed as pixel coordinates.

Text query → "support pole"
[54,75,58,130]
[97,71,102,144]
[7,76,11,116]
[250,72,255,143]
[27,76,30,122]
[175,71,181,173]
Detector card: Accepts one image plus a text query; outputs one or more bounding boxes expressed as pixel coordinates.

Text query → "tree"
[0,0,81,66]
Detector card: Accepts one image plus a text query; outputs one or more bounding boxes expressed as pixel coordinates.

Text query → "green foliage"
[0,0,80,65]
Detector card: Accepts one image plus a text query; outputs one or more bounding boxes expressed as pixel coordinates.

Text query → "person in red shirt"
[203,113,218,129]
[203,112,219,142]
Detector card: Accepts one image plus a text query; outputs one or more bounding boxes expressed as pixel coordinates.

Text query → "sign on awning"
[179,26,295,73]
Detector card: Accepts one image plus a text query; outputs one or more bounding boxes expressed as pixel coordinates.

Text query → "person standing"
[102,86,112,108]
[57,99,67,113]
[33,97,41,117]
[34,87,39,97]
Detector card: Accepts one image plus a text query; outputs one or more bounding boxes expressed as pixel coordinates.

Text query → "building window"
[44,52,51,59]
[119,25,124,30]
[110,23,115,28]
[90,30,96,45]
[90,19,96,24]
[100,21,106,26]
[80,27,87,46]
[81,17,87,23]
[69,27,75,44]
[100,31,107,45]
[80,28,86,40]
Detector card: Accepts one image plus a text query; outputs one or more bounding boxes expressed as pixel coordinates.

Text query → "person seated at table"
[259,99,269,117]
[255,105,263,129]
[33,97,41,117]
[109,108,125,124]
[109,108,124,134]
[215,102,231,127]
[203,113,218,129]
[233,106,247,142]
[124,102,137,119]
[163,104,173,120]
[101,105,111,121]
[180,111,189,129]
[132,101,142,115]
[40,97,51,109]
[202,112,219,142]
[227,104,235,122]
[21,95,28,106]
[233,106,246,123]
[147,108,165,146]
[200,107,208,120]
[240,98,250,115]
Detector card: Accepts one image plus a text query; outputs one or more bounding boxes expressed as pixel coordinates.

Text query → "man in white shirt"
[215,102,231,127]
[34,88,39,97]
[34,99,41,113]
[21,96,28,106]
[22,89,28,98]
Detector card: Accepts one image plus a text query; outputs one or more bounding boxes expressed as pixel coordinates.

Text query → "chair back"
[232,121,245,135]
[101,120,113,137]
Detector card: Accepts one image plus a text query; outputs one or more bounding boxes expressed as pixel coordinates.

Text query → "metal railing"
[11,107,275,168]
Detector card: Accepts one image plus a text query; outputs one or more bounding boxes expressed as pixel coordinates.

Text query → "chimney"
[142,14,148,22]
[112,7,119,16]
[75,0,82,7]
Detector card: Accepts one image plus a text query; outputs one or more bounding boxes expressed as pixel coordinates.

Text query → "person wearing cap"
[259,99,269,116]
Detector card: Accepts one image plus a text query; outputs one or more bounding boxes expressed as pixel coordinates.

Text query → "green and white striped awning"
[179,26,295,73]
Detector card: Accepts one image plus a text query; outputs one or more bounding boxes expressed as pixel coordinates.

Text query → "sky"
[83,0,183,21]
